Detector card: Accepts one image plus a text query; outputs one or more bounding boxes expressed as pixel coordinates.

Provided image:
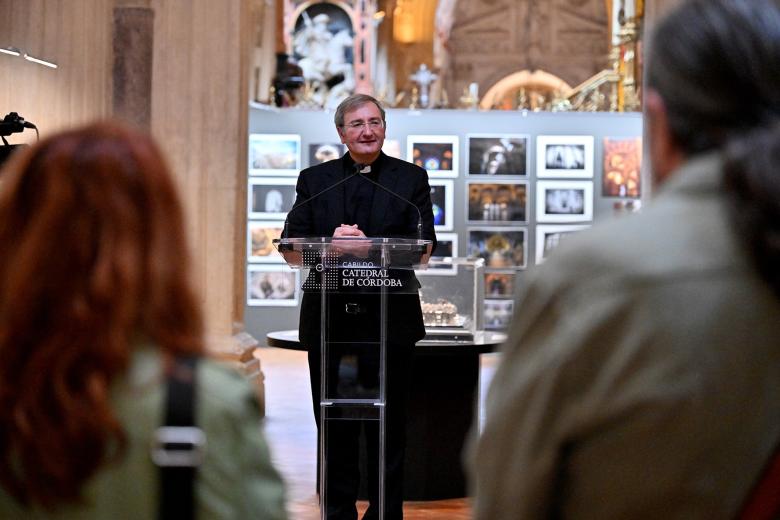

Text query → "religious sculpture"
[292,12,355,109]
[409,64,437,109]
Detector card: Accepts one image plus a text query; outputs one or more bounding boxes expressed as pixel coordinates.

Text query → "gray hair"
[334,94,386,127]
[647,0,780,300]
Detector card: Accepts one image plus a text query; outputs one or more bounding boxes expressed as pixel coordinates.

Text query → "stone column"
[111,0,263,407]
[112,6,154,129]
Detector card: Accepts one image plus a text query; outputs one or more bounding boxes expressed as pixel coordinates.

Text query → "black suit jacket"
[286,152,437,349]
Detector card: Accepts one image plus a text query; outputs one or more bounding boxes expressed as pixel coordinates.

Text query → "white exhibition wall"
[246,105,643,344]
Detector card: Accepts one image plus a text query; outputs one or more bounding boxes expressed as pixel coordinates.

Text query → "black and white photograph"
[484,271,516,299]
[308,143,346,166]
[247,265,300,306]
[249,178,297,219]
[247,220,285,263]
[431,232,457,258]
[407,135,459,177]
[467,181,527,223]
[467,227,527,268]
[429,180,454,231]
[249,134,301,176]
[536,135,594,178]
[467,134,528,176]
[484,299,515,330]
[535,224,590,264]
[418,232,458,275]
[536,180,594,223]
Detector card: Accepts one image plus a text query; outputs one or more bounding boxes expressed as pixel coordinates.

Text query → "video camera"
[0,112,36,168]
[0,112,35,137]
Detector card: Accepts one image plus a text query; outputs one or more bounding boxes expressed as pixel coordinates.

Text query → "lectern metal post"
[275,237,431,520]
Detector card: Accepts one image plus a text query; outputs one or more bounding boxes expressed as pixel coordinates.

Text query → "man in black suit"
[286,94,436,520]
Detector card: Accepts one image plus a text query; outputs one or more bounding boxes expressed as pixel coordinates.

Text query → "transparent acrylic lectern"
[274,237,432,520]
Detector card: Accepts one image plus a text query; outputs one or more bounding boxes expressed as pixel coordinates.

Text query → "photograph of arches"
[536,180,594,223]
[536,135,594,178]
[407,135,459,177]
[535,224,591,264]
[466,181,527,223]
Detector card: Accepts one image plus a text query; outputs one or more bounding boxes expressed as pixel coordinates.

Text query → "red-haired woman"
[0,122,287,519]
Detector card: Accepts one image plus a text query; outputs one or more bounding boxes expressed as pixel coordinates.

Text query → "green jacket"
[471,153,780,519]
[0,347,287,519]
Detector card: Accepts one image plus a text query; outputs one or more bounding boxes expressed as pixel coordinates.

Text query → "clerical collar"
[345,152,383,175]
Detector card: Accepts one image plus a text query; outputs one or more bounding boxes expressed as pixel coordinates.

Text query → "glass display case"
[416,257,485,342]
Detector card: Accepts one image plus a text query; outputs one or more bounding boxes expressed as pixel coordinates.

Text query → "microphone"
[281,166,361,239]
[0,112,35,137]
[353,162,423,242]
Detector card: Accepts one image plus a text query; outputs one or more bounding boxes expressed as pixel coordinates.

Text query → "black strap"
[158,356,199,520]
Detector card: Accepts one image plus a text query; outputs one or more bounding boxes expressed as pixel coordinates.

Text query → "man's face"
[337,102,386,162]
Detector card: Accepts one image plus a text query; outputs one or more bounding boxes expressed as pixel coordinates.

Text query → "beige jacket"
[470,153,780,519]
[0,347,288,519]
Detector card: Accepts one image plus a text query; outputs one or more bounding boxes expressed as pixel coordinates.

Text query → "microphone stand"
[281,168,361,240]
[353,163,424,243]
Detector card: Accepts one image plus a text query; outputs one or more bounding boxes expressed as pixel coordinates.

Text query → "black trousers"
[308,341,413,520]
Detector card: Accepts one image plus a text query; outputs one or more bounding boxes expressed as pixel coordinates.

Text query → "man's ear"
[336,126,347,145]
[645,89,684,187]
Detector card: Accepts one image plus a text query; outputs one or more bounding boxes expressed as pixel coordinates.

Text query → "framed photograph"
[248,178,297,220]
[467,227,527,268]
[382,139,402,159]
[484,270,516,299]
[249,134,301,176]
[536,180,594,223]
[419,232,458,276]
[247,220,285,263]
[467,134,529,176]
[429,179,454,231]
[467,181,527,223]
[407,135,459,177]
[535,224,590,264]
[431,232,458,258]
[308,143,346,166]
[603,137,642,197]
[536,135,594,178]
[484,299,515,330]
[247,265,300,307]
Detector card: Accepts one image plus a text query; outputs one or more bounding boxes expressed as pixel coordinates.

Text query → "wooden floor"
[257,346,499,520]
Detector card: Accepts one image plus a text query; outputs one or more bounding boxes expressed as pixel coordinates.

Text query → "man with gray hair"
[470,0,780,518]
[287,94,437,519]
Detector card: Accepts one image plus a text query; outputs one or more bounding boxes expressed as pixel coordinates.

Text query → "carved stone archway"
[443,0,609,106]
[480,70,572,110]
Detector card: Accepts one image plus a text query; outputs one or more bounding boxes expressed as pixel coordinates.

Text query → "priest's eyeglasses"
[343,119,384,131]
